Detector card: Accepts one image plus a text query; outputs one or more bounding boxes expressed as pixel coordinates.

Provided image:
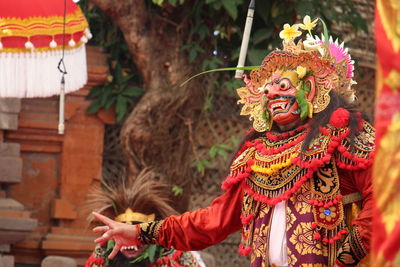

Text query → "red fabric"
[157,141,373,255]
[0,0,87,49]
[85,252,105,267]
[329,108,350,128]
[338,167,373,250]
[1,33,85,49]
[335,259,350,267]
[372,1,400,266]
[158,183,243,251]
[0,0,79,18]
[238,243,252,256]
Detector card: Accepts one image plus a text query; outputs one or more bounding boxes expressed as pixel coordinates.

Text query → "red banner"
[372,0,400,266]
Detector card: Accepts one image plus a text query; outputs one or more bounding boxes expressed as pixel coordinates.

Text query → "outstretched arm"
[155,182,243,250]
[93,182,243,258]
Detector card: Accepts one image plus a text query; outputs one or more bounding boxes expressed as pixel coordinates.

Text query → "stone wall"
[0,46,111,266]
[0,97,38,267]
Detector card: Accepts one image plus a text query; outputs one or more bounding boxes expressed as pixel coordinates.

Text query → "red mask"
[264,72,300,126]
[264,72,315,127]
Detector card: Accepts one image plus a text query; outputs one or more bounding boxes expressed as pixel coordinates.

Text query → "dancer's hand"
[92,212,140,259]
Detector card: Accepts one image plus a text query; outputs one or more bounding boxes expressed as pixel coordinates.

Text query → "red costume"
[141,112,374,266]
[95,16,374,267]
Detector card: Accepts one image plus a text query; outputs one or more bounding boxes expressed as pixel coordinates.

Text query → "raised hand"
[92,212,140,259]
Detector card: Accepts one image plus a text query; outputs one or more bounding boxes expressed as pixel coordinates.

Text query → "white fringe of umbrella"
[0,45,87,98]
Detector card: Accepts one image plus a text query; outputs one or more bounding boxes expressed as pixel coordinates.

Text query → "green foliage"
[104,234,164,264]
[220,0,243,20]
[230,135,240,146]
[203,0,243,20]
[105,240,115,266]
[152,0,185,6]
[319,17,330,47]
[147,245,157,262]
[193,134,243,176]
[195,159,212,176]
[295,87,309,120]
[194,141,234,176]
[80,0,369,176]
[79,1,135,66]
[222,79,245,95]
[80,0,367,123]
[86,63,144,122]
[261,94,269,121]
[79,0,142,122]
[152,0,164,6]
[181,43,205,63]
[295,0,368,33]
[172,185,184,196]
[247,49,268,67]
[209,144,233,160]
[201,57,224,72]
[304,81,311,93]
[252,28,274,45]
[203,95,214,111]
[130,245,165,263]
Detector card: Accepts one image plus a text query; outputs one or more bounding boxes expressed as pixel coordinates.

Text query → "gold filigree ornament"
[237,16,356,131]
[237,85,270,132]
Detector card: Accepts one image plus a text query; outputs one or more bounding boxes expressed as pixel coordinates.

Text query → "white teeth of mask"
[272,103,286,109]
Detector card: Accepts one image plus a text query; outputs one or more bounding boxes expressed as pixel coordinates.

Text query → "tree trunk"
[91,0,205,210]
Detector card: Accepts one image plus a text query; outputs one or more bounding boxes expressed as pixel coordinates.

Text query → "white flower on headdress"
[279,24,302,42]
[303,34,325,56]
[299,16,318,33]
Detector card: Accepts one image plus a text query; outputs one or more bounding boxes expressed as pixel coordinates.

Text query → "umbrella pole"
[58,75,65,134]
[57,0,67,135]
[235,0,255,80]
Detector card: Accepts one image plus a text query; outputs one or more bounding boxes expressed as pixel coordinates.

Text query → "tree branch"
[91,0,151,81]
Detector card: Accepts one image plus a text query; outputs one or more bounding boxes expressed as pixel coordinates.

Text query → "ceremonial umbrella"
[0,0,91,98]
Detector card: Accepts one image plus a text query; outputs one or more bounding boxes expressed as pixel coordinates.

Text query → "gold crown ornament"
[115,208,156,224]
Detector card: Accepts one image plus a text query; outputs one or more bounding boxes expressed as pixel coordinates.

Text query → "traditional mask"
[237,16,356,132]
[261,70,316,126]
[115,208,156,258]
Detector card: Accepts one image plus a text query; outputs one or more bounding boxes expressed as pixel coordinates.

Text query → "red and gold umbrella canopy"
[372,0,400,266]
[0,0,91,97]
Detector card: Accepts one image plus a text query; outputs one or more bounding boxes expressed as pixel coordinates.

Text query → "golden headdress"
[237,16,356,132]
[87,168,178,224]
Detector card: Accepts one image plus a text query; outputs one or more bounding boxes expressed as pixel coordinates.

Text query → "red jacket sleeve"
[158,182,243,251]
[337,166,372,267]
[339,167,373,250]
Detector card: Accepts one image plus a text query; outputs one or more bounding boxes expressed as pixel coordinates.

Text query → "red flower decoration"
[329,108,350,128]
